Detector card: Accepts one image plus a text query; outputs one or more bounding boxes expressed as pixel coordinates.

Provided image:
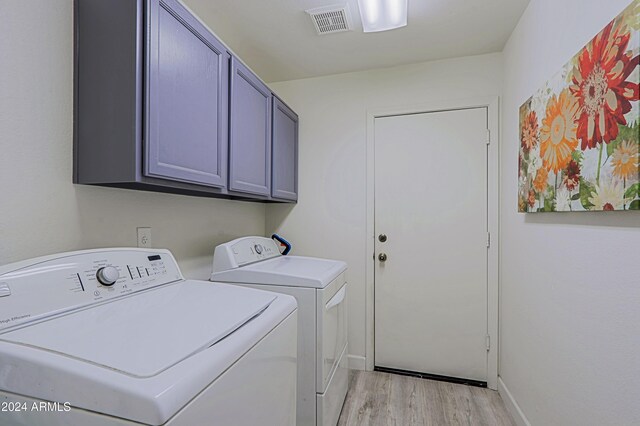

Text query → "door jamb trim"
[365,96,500,390]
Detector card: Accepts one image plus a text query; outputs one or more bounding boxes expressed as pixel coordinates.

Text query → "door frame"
[365,96,500,390]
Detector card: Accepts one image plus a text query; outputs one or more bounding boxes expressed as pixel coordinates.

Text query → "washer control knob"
[254,244,263,254]
[96,266,119,286]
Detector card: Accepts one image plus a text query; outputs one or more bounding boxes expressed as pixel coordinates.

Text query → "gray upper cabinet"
[229,58,272,197]
[145,0,229,187]
[271,97,298,201]
[74,0,229,196]
[74,0,298,202]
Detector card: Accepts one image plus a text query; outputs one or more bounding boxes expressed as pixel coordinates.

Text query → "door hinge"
[486,232,491,248]
[486,129,491,145]
[485,334,491,351]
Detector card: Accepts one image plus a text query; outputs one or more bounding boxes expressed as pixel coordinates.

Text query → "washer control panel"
[0,249,182,332]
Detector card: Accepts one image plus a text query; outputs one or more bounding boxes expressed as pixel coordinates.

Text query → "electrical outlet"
[137,227,152,248]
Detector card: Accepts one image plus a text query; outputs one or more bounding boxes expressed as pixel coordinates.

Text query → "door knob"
[378,234,387,243]
[378,253,387,262]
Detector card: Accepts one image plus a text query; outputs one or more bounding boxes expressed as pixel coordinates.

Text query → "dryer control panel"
[0,249,182,332]
[212,236,281,272]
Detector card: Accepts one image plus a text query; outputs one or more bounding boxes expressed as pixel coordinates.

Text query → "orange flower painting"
[518,0,639,212]
[533,167,549,192]
[540,90,579,173]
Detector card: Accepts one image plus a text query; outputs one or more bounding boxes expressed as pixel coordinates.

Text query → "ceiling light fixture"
[357,0,407,33]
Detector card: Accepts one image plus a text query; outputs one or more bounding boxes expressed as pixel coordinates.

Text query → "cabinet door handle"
[326,285,347,310]
[378,253,387,262]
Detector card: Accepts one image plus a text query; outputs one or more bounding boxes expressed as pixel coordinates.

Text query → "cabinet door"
[145,0,229,187]
[271,97,298,201]
[229,58,272,196]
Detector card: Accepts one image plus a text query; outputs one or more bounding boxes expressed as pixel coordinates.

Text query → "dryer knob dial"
[254,244,263,254]
[96,266,119,286]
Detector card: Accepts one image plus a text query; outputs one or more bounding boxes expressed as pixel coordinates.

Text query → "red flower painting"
[570,20,640,150]
[562,160,581,191]
[521,111,539,153]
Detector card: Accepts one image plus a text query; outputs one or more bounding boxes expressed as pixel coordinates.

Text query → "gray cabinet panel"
[271,97,298,201]
[74,0,142,184]
[146,0,229,187]
[229,58,272,196]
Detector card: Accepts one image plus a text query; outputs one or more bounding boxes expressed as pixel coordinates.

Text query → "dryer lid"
[0,281,275,377]
[212,256,347,289]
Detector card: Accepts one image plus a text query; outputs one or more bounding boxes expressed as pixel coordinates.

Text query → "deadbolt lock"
[378,234,387,243]
[378,253,387,262]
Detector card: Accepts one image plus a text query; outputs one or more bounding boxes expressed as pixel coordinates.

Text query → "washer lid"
[0,280,275,377]
[212,256,347,289]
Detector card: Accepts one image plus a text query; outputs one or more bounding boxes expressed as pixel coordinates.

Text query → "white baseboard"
[498,377,531,426]
[348,354,366,370]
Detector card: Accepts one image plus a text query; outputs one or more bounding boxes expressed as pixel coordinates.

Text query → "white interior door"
[374,107,488,382]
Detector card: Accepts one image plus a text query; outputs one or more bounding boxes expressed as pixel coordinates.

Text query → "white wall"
[0,0,265,278]
[267,53,503,366]
[500,0,640,425]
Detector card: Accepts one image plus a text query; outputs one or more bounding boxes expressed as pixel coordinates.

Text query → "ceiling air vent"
[306,4,353,35]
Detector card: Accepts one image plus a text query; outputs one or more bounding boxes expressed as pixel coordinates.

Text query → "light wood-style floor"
[338,370,515,426]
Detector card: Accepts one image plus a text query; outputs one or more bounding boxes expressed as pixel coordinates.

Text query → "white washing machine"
[0,248,297,426]
[211,236,348,426]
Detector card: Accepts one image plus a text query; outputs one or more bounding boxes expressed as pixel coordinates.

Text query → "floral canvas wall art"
[518,0,639,212]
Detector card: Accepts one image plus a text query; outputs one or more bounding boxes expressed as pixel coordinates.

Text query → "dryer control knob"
[96,266,119,286]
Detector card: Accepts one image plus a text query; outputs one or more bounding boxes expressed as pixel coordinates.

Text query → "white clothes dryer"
[211,236,348,426]
[0,248,297,426]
